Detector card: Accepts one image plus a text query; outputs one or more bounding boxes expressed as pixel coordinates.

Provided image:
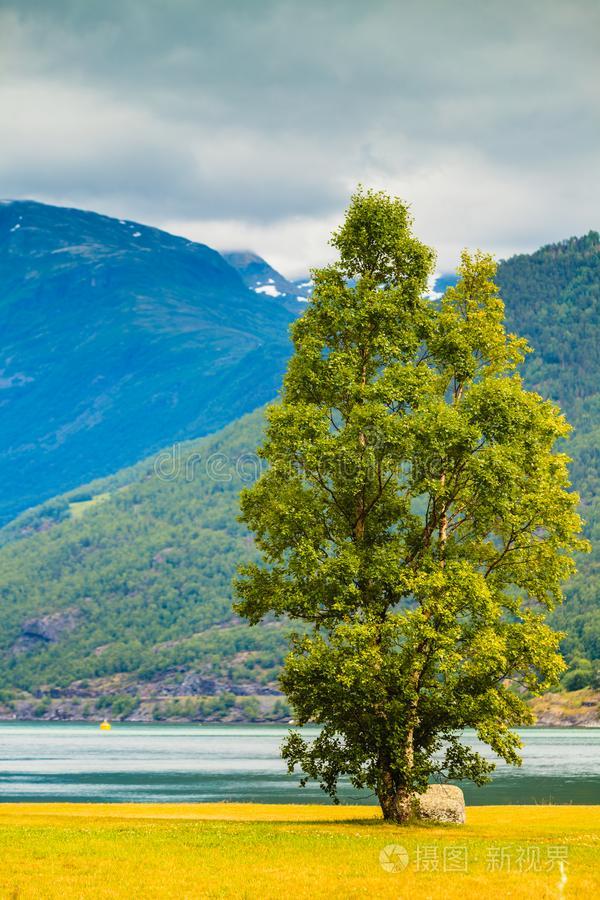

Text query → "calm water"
[0,723,598,805]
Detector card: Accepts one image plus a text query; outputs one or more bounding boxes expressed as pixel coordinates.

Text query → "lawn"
[0,803,597,899]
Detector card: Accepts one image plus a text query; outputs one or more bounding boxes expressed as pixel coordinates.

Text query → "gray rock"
[12,608,82,655]
[22,608,82,642]
[416,784,466,824]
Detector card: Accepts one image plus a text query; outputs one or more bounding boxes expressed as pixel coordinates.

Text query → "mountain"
[0,201,296,524]
[0,231,598,721]
[222,250,311,307]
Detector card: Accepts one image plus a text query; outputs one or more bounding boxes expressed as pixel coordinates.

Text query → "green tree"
[234,189,588,822]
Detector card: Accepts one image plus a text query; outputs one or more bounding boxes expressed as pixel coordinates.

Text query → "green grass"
[0,803,597,898]
[68,493,111,520]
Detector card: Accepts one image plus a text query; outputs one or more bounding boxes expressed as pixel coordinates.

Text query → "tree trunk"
[377,735,416,823]
[378,775,414,823]
[376,671,422,822]
[439,471,447,567]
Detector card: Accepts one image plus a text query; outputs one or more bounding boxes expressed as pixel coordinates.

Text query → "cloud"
[0,0,598,275]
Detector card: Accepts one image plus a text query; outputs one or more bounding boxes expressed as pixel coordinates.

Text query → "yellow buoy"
[99,719,111,731]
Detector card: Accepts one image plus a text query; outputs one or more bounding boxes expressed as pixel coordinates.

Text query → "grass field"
[0,803,597,899]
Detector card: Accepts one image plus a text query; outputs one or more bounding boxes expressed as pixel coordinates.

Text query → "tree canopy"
[235,189,588,822]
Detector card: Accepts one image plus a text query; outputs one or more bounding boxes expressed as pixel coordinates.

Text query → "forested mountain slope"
[0,410,292,721]
[498,232,600,687]
[0,201,295,523]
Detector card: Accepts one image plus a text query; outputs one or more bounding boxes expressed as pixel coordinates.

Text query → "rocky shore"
[528,689,600,727]
[0,684,598,726]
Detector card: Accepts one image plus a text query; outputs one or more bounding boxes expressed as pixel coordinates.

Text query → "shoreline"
[0,716,599,728]
[1,687,598,727]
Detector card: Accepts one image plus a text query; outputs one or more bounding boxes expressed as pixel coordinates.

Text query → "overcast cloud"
[1,0,598,275]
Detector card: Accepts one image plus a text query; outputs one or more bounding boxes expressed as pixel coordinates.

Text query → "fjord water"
[0,723,598,805]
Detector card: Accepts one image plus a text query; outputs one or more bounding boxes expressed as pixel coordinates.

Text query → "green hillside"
[0,410,292,722]
[498,232,600,690]
[0,233,598,720]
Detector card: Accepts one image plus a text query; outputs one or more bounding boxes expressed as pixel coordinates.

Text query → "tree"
[234,189,588,822]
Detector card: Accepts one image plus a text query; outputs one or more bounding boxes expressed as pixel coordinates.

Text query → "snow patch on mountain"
[254,284,282,298]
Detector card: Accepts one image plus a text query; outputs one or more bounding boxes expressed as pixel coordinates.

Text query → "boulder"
[416,784,466,824]
[12,608,82,655]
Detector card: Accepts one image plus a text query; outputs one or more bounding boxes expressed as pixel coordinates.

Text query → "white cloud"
[162,214,339,278]
[0,1,598,276]
[162,148,598,276]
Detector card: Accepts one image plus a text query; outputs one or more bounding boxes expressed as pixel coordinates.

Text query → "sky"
[1,0,598,277]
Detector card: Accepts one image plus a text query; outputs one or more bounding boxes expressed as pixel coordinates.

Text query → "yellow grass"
[0,803,597,899]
